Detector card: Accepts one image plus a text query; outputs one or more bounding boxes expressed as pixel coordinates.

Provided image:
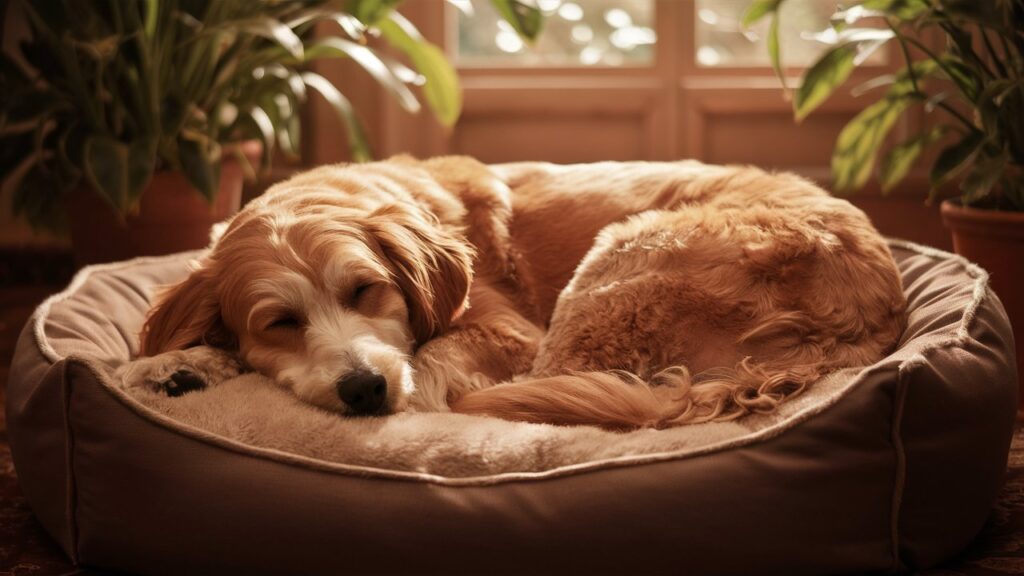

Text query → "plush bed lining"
[34,241,989,489]
[32,250,205,365]
[886,238,989,344]
[65,358,861,486]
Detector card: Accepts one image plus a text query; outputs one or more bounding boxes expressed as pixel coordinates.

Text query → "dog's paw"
[116,346,242,397]
[163,370,208,397]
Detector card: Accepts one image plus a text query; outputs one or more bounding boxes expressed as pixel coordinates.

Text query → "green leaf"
[930,132,984,189]
[304,38,421,113]
[832,94,914,193]
[127,138,157,207]
[377,53,425,86]
[226,16,305,60]
[178,134,220,201]
[879,126,946,192]
[941,56,981,101]
[378,14,462,126]
[489,0,543,41]
[743,0,787,94]
[1002,86,1024,164]
[1001,173,1024,210]
[347,0,403,25]
[12,161,72,233]
[861,0,930,20]
[258,90,300,161]
[247,106,276,168]
[943,21,991,83]
[831,5,887,29]
[851,58,941,98]
[766,12,786,95]
[54,121,85,182]
[960,148,1009,204]
[285,9,366,41]
[66,34,120,61]
[795,45,857,121]
[742,0,783,27]
[410,43,460,126]
[301,71,373,162]
[258,63,307,102]
[82,136,157,213]
[143,0,158,38]
[977,78,1024,110]
[940,0,1005,28]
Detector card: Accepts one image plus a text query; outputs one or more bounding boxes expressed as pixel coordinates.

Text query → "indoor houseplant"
[747,0,1024,410]
[0,0,542,264]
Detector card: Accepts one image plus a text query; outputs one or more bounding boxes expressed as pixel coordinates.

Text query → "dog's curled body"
[139,157,906,429]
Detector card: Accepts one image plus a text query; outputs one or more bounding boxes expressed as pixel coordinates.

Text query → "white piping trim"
[32,239,989,485]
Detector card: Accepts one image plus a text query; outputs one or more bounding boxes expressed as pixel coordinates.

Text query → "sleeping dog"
[123,157,906,429]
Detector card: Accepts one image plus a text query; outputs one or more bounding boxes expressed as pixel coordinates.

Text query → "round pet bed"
[6,239,1018,575]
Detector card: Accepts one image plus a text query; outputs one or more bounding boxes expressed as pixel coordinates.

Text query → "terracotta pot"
[941,199,1024,414]
[69,143,258,266]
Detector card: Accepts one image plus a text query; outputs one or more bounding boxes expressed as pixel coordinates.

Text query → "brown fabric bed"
[5,239,1018,575]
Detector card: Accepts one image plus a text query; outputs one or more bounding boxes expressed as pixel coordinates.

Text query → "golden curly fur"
[140,156,906,429]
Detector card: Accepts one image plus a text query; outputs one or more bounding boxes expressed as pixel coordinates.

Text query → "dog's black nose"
[336,370,387,414]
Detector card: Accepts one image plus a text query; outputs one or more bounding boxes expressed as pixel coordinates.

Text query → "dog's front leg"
[410,311,542,412]
[116,346,243,397]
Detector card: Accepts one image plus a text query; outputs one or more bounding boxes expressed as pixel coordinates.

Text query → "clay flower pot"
[69,143,259,266]
[941,200,1024,414]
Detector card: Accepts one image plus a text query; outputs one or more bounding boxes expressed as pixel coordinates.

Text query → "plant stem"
[981,26,1009,77]
[937,19,995,79]
[996,30,1020,78]
[933,98,978,132]
[894,34,977,132]
[889,20,920,94]
[902,34,979,98]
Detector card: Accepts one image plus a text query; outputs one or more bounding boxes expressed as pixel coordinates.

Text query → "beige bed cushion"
[6,239,1017,575]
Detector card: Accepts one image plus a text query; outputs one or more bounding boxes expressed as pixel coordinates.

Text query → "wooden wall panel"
[852,193,952,251]
[454,114,646,163]
[703,111,854,169]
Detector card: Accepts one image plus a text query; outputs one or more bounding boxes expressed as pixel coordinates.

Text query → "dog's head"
[140,171,473,416]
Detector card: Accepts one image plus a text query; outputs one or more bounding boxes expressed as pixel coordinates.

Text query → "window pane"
[695,0,888,68]
[457,0,655,67]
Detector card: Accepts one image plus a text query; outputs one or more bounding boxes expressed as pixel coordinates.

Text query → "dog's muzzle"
[336,370,388,414]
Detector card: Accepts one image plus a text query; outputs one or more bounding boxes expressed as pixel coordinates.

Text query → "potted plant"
[747,0,1024,410]
[0,0,542,265]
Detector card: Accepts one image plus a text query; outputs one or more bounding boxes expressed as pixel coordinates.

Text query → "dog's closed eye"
[352,283,373,303]
[267,314,304,330]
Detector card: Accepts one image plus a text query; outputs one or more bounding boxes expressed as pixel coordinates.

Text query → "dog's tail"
[449,359,821,430]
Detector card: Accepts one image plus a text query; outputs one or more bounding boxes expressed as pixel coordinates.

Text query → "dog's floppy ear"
[139,265,235,356]
[366,204,474,344]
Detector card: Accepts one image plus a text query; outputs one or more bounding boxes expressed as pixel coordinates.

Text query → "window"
[456,0,656,67]
[319,0,903,170]
[694,0,888,68]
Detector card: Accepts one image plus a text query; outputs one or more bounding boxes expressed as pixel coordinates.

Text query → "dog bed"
[6,239,1018,575]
